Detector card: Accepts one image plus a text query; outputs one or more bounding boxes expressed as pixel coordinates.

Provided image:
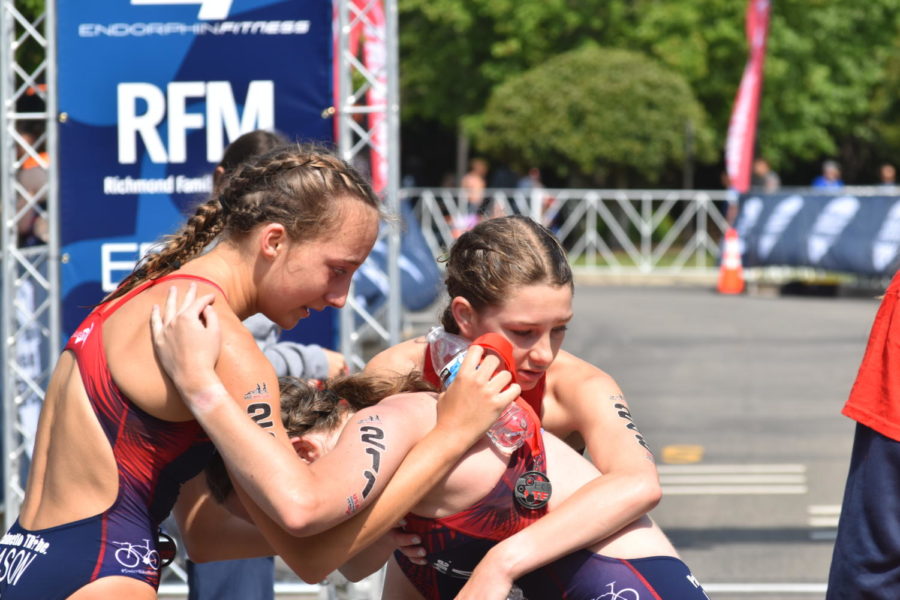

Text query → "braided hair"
[104,143,381,303]
[440,215,573,334]
[205,372,436,503]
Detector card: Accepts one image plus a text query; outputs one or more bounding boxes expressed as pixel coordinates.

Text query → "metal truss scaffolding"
[335,0,403,370]
[1,0,59,532]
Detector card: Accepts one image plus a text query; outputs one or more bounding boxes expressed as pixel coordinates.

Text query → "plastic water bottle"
[427,326,530,455]
[426,326,470,388]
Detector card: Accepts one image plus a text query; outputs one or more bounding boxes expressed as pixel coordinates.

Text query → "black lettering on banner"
[613,402,652,452]
[359,425,385,498]
[247,402,274,429]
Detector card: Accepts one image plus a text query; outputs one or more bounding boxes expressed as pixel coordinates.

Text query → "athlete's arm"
[151,286,365,535]
[229,349,520,582]
[152,290,520,580]
[458,358,662,597]
[281,394,432,536]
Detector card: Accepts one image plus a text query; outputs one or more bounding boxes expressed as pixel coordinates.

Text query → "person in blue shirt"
[812,160,844,188]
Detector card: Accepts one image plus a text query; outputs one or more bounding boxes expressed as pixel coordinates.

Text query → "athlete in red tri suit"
[0,145,517,599]
[0,275,218,599]
[390,335,707,599]
[365,215,706,597]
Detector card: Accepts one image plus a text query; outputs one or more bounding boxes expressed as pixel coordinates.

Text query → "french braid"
[440,215,573,334]
[104,143,381,303]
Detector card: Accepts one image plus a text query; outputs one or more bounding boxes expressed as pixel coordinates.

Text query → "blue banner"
[735,192,900,277]
[57,0,334,342]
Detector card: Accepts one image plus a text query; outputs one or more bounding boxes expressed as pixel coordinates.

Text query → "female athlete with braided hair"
[362,215,707,599]
[0,144,517,599]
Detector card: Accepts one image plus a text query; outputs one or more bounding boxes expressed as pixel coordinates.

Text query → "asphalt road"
[566,282,881,600]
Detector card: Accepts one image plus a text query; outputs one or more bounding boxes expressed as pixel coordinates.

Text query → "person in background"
[455,158,494,232]
[812,159,844,189]
[517,166,544,192]
[750,157,781,193]
[0,139,505,599]
[827,270,900,599]
[879,163,896,189]
[460,158,488,215]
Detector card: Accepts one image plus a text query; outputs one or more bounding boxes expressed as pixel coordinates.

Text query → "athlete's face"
[458,283,573,391]
[261,198,378,330]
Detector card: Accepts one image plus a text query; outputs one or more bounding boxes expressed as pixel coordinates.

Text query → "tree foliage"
[400,0,900,184]
[476,46,713,185]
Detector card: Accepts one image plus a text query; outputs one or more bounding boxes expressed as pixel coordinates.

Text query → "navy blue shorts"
[828,423,900,599]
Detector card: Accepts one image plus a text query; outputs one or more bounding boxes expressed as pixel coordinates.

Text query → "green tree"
[622,0,900,178]
[475,45,713,186]
[400,0,900,184]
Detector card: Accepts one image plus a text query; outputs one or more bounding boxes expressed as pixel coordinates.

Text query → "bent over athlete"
[0,145,514,599]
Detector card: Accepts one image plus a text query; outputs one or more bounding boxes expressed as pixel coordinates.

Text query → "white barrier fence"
[407,187,733,276]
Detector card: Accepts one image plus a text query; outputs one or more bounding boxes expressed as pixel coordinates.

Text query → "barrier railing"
[406,187,732,276]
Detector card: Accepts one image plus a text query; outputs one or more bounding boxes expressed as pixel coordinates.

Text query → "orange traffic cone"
[717,227,745,295]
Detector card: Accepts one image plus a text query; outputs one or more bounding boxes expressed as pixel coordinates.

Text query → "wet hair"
[104,142,381,303]
[440,215,573,334]
[205,372,436,503]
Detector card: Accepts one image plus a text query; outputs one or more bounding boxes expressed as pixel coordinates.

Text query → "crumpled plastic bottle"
[427,326,529,455]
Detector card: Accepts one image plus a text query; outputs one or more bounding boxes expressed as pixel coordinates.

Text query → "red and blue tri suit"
[0,275,219,599]
[396,334,709,599]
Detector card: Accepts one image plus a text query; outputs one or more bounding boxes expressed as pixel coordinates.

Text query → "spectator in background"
[721,171,740,226]
[879,163,896,189]
[517,166,544,192]
[812,159,844,189]
[750,157,781,193]
[14,91,50,246]
[461,158,488,215]
[453,158,489,236]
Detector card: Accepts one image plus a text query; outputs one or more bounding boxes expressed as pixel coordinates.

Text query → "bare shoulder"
[340,392,436,449]
[367,392,437,429]
[216,312,279,391]
[364,335,428,377]
[548,349,621,398]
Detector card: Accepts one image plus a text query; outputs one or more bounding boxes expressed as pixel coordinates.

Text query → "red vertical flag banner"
[725,0,772,193]
[334,0,388,194]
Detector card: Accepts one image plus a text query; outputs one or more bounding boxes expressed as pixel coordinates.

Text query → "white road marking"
[702,582,827,594]
[659,464,807,495]
[808,504,840,540]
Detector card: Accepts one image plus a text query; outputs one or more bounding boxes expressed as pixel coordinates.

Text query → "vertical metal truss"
[335,0,402,370]
[1,0,59,531]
